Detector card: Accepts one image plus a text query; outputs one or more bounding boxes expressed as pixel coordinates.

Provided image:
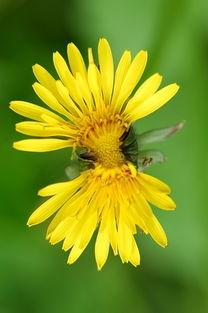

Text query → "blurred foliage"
[0,0,208,312]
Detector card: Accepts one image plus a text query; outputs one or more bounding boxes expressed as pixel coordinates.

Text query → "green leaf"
[137,120,185,146]
[65,159,80,180]
[137,149,167,171]
[65,149,94,180]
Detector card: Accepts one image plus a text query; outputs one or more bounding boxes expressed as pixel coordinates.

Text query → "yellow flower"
[10,38,179,270]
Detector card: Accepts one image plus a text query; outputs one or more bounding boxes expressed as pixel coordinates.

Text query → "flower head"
[11,38,179,269]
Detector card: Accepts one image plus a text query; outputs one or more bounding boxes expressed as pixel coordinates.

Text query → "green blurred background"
[0,0,207,312]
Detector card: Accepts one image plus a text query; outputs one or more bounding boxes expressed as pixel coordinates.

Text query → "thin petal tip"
[172,83,180,92]
[32,63,39,69]
[37,189,44,197]
[97,263,104,271]
[155,72,162,79]
[139,50,148,57]
[53,51,59,58]
[9,101,18,109]
[27,220,34,227]
[13,142,19,150]
[67,42,76,49]
[45,233,51,240]
[131,261,140,267]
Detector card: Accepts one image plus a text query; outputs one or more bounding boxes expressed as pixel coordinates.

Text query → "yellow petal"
[128,83,179,122]
[32,82,71,119]
[13,138,73,152]
[75,73,93,111]
[63,216,84,252]
[10,101,64,123]
[111,50,131,108]
[108,209,118,255]
[38,175,85,196]
[117,218,132,263]
[88,48,94,64]
[124,73,162,114]
[95,229,110,270]
[115,50,147,111]
[141,185,176,210]
[27,191,69,226]
[129,237,140,267]
[67,43,87,78]
[49,216,74,245]
[45,178,87,238]
[98,38,114,104]
[133,190,153,218]
[53,51,83,105]
[146,214,167,247]
[15,121,73,137]
[87,64,104,113]
[38,183,71,197]
[55,80,83,118]
[67,241,83,264]
[138,172,171,194]
[68,212,98,264]
[32,64,59,97]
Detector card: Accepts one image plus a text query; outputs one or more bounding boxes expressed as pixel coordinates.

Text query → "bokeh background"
[0,0,208,312]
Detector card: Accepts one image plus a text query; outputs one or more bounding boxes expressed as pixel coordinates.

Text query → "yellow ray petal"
[55,80,83,118]
[115,50,147,112]
[46,188,87,239]
[33,64,56,89]
[68,212,98,264]
[49,216,75,245]
[108,208,118,255]
[124,73,162,114]
[129,237,140,267]
[53,51,83,106]
[78,212,98,249]
[138,172,171,194]
[13,138,73,152]
[62,217,80,251]
[10,101,65,123]
[87,63,104,113]
[67,240,83,264]
[117,217,132,263]
[32,82,72,119]
[131,184,153,217]
[75,73,93,111]
[111,50,131,108]
[33,64,81,112]
[15,121,74,138]
[67,43,87,78]
[135,73,162,99]
[95,229,110,270]
[98,38,114,104]
[141,185,176,210]
[27,191,69,226]
[145,214,167,247]
[38,175,85,196]
[88,48,94,64]
[32,64,60,99]
[63,213,87,252]
[48,181,95,243]
[128,83,179,122]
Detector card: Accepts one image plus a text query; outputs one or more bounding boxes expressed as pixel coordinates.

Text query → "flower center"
[81,120,126,168]
[94,133,125,168]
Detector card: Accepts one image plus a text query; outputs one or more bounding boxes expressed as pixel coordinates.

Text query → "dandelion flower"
[10,38,179,269]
